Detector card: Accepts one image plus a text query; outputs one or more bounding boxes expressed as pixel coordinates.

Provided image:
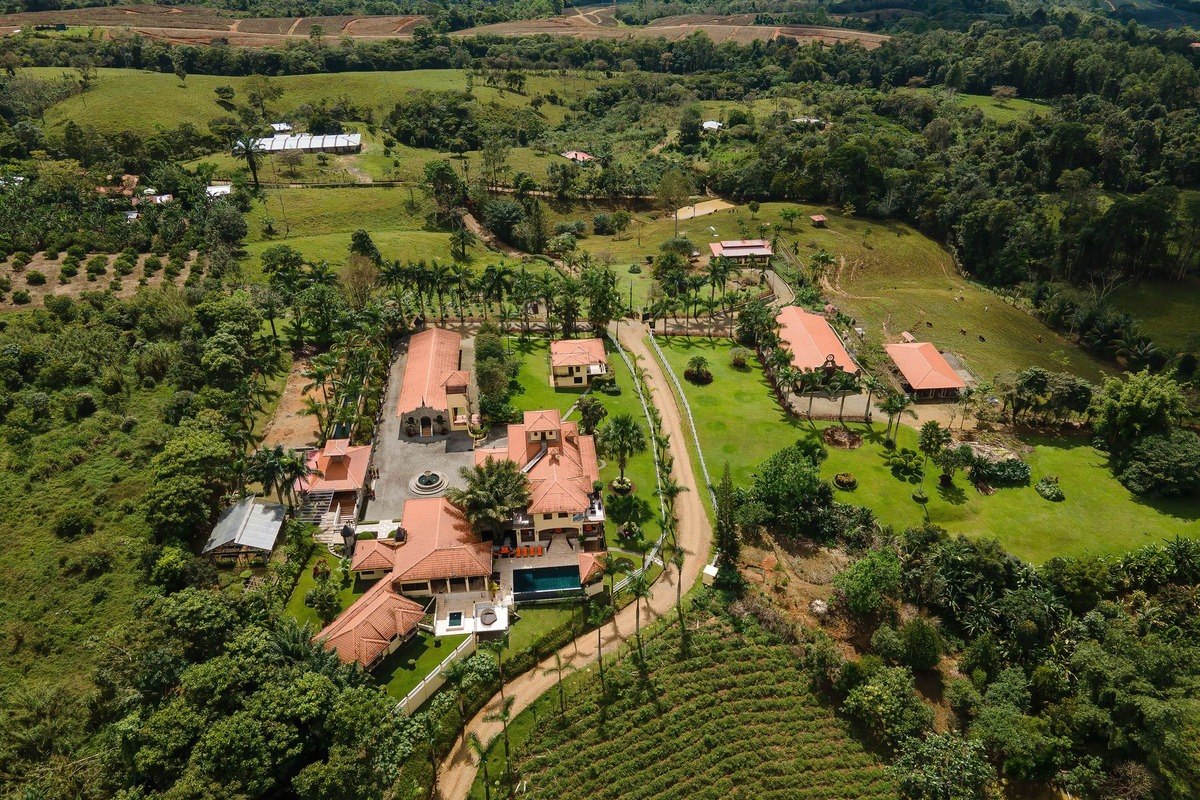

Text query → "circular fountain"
[408,469,448,496]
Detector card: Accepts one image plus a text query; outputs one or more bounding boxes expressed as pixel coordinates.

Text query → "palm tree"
[861,373,881,424]
[468,732,493,800]
[443,659,472,748]
[795,370,819,419]
[448,457,531,539]
[597,413,647,482]
[706,256,733,307]
[450,222,476,262]
[917,420,952,482]
[778,365,800,410]
[248,444,287,503]
[587,601,612,692]
[601,552,634,599]
[449,262,472,322]
[630,570,653,663]
[541,651,576,717]
[232,134,261,189]
[484,695,516,792]
[835,372,860,424]
[881,392,916,441]
[669,538,686,637]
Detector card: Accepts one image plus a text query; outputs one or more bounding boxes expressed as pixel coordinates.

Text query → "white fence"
[394,634,477,716]
[648,332,717,509]
[610,333,669,594]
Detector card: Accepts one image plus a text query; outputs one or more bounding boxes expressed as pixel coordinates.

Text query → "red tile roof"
[578,552,604,584]
[316,581,426,668]
[397,328,464,417]
[351,539,400,572]
[483,410,599,515]
[561,150,595,162]
[550,338,608,368]
[298,440,371,494]
[885,342,966,392]
[776,306,859,375]
[709,239,773,258]
[392,498,492,582]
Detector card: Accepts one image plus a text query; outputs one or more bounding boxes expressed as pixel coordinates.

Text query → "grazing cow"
[960,328,967,335]
[979,335,986,342]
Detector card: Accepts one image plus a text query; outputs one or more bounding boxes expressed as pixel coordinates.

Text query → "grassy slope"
[1110,277,1200,351]
[576,201,1111,383]
[655,337,1199,563]
[376,631,470,699]
[507,336,662,553]
[241,186,509,277]
[0,380,168,690]
[472,609,895,800]
[37,68,593,134]
[903,88,1051,123]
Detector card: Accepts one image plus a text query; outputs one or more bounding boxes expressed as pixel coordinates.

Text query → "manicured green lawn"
[284,552,372,631]
[654,336,1200,563]
[507,337,577,415]
[504,602,578,656]
[376,631,470,699]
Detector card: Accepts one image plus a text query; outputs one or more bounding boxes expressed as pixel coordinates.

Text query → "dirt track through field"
[433,322,713,800]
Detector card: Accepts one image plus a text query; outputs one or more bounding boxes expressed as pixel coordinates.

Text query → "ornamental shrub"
[971,456,1031,487]
[1035,475,1064,501]
[1117,428,1200,498]
[25,270,46,286]
[842,666,933,751]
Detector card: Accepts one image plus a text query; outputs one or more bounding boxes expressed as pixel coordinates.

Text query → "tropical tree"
[881,392,915,441]
[448,457,531,537]
[861,373,882,423]
[917,420,952,482]
[597,413,647,482]
[835,371,860,423]
[630,570,653,662]
[587,601,612,692]
[601,552,634,598]
[232,134,261,189]
[468,733,492,800]
[684,354,712,384]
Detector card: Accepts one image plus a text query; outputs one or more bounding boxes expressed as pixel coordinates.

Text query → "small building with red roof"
[810,214,827,227]
[297,438,372,521]
[397,327,471,437]
[709,238,773,266]
[776,306,861,377]
[549,338,609,388]
[885,342,966,399]
[561,150,596,164]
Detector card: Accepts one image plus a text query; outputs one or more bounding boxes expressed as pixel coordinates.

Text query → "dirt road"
[434,322,713,800]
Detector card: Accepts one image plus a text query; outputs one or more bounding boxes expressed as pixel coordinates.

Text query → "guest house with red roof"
[776,305,861,378]
[296,438,373,529]
[549,338,609,388]
[397,327,471,438]
[885,341,966,399]
[709,238,773,266]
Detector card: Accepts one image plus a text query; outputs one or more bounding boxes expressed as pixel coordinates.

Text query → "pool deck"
[495,539,582,596]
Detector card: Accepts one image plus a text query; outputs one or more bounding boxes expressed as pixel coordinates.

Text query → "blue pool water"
[513,565,581,593]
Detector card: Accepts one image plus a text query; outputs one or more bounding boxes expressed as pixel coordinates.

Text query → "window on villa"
[543,513,552,520]
[574,377,583,384]
[521,530,535,542]
[558,512,568,518]
[400,582,428,594]
[449,578,467,592]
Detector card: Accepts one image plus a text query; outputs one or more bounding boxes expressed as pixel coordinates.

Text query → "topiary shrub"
[730,346,753,370]
[628,264,641,274]
[834,472,858,490]
[1035,475,1064,501]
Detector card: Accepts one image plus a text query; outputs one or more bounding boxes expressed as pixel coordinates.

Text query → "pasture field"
[1110,277,1200,351]
[904,88,1051,123]
[470,606,896,800]
[575,201,1112,383]
[241,186,506,276]
[36,67,593,135]
[653,337,1200,563]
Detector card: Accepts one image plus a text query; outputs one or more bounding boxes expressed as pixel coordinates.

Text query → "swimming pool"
[448,611,463,627]
[513,565,581,594]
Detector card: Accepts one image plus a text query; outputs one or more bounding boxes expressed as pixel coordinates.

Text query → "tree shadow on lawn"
[935,481,968,506]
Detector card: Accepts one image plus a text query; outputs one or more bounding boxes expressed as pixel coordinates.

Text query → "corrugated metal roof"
[202,497,286,554]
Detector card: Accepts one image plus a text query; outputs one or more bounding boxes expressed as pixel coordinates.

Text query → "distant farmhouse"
[885,341,967,399]
[561,150,596,164]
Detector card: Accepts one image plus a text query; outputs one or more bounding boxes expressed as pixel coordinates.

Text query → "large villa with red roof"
[549,338,609,388]
[776,305,861,378]
[397,327,471,438]
[709,238,773,266]
[297,438,373,528]
[316,408,606,669]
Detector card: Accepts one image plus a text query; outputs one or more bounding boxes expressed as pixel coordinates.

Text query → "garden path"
[434,322,714,800]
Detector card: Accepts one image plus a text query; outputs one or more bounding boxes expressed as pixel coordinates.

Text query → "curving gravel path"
[434,322,714,800]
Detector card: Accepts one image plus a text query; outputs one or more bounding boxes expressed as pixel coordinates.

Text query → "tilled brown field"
[0,4,887,50]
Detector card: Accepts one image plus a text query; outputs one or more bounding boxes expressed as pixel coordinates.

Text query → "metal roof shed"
[202,497,286,558]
